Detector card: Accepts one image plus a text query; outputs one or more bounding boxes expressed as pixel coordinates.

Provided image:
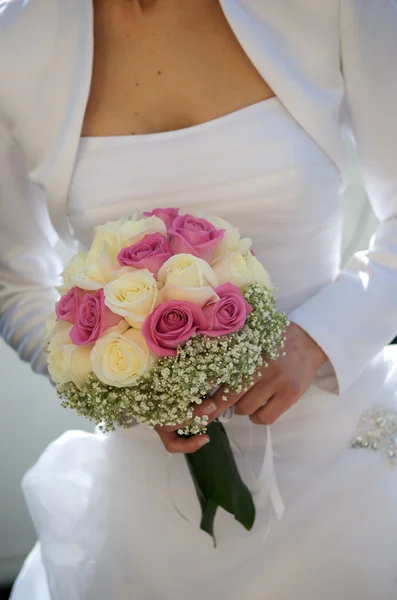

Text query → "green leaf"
[199,498,218,546]
[184,421,256,545]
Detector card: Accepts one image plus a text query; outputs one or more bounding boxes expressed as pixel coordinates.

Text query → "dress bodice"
[68,96,343,314]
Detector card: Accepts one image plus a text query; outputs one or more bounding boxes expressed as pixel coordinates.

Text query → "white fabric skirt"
[11,346,397,600]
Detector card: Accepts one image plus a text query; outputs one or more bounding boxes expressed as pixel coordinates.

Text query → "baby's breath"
[59,284,288,434]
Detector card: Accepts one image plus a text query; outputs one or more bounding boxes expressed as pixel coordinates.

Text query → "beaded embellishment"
[350,406,397,465]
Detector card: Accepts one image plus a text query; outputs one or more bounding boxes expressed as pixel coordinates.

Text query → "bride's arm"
[288,0,397,394]
[0,122,63,375]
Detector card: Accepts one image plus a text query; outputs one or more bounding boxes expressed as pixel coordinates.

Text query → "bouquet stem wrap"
[185,420,255,545]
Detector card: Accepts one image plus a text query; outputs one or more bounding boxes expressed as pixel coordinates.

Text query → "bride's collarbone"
[83,1,275,137]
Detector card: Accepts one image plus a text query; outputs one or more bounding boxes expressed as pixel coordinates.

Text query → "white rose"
[47,326,93,388]
[71,244,120,291]
[212,250,273,290]
[91,328,154,387]
[121,215,166,246]
[42,312,72,351]
[244,250,274,289]
[88,217,130,263]
[157,254,219,306]
[159,284,219,307]
[104,268,159,329]
[56,252,88,294]
[158,254,218,288]
[206,215,243,259]
[237,237,253,254]
[89,216,166,263]
[212,252,252,289]
[68,216,167,291]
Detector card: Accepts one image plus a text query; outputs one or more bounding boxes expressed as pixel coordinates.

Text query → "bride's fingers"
[194,365,278,422]
[249,391,294,425]
[234,381,277,416]
[194,386,246,423]
[156,428,210,454]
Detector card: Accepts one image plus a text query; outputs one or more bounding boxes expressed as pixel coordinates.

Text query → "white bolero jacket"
[0,0,396,394]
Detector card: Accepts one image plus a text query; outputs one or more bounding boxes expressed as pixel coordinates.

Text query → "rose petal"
[70,289,122,345]
[56,287,85,324]
[142,300,208,356]
[169,232,197,257]
[143,208,179,229]
[169,214,225,263]
[199,282,253,337]
[117,233,172,276]
[159,284,219,307]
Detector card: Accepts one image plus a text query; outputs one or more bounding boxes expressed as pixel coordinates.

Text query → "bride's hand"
[194,323,328,426]
[155,323,327,452]
[155,423,211,454]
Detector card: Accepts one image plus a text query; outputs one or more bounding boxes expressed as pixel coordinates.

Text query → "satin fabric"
[10,96,397,600]
[1,0,397,393]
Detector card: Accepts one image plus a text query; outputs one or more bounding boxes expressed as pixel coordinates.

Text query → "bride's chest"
[82,1,275,137]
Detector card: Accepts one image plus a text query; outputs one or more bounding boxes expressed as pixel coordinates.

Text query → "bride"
[1,0,397,598]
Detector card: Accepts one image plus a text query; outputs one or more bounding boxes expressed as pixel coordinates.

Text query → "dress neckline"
[79,96,280,148]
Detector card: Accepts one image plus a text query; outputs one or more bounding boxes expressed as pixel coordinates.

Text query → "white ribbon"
[219,407,285,519]
[167,453,190,523]
[253,425,285,520]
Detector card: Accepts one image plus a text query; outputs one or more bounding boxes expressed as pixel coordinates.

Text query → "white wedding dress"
[10,96,397,599]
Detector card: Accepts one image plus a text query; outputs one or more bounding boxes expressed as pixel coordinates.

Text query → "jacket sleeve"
[288,0,397,394]
[0,122,63,375]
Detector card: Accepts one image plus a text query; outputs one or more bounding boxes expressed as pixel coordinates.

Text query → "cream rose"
[212,250,273,290]
[157,254,219,307]
[42,312,72,351]
[89,216,167,262]
[70,245,119,291]
[244,250,274,289]
[121,215,167,245]
[103,267,159,328]
[237,237,253,254]
[91,327,154,387]
[68,216,167,291]
[47,326,93,387]
[159,284,219,307]
[56,252,88,294]
[158,254,218,288]
[88,217,129,263]
[206,215,243,259]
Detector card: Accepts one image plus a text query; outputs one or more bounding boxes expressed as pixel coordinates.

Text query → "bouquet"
[44,208,288,544]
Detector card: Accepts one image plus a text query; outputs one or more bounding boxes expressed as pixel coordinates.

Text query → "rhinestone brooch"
[350,406,397,465]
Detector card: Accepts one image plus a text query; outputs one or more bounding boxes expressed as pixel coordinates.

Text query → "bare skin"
[84,0,276,136]
[84,1,329,453]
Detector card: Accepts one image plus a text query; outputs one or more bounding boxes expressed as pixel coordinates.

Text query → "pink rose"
[117,233,172,277]
[199,283,253,337]
[70,289,122,345]
[168,214,225,262]
[142,300,208,357]
[56,286,85,324]
[143,207,179,229]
